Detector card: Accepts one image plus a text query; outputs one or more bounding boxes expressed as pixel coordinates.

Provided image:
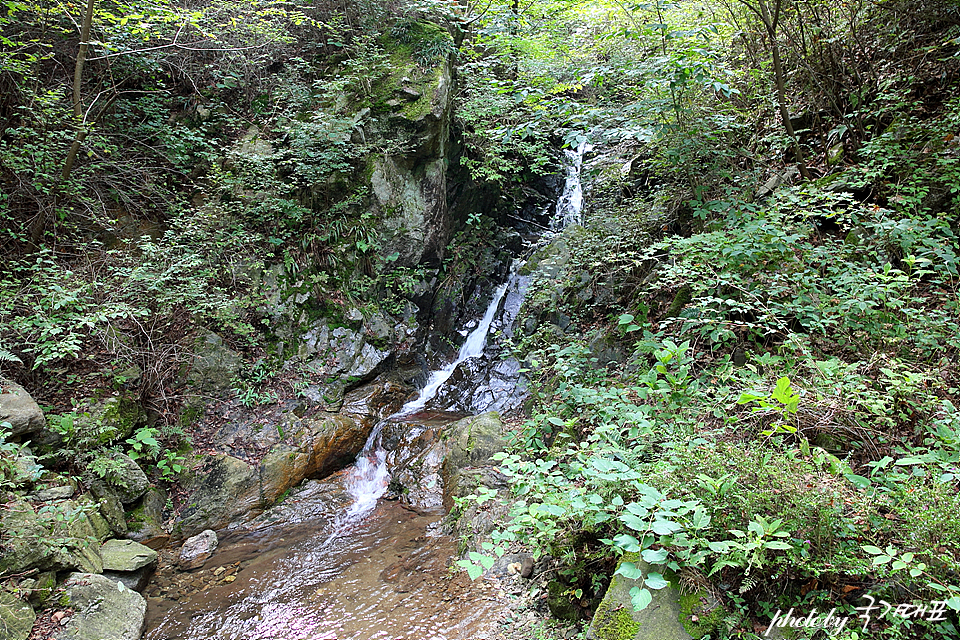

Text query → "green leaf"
[845,474,872,489]
[862,545,884,555]
[765,541,793,550]
[621,513,648,532]
[641,548,668,563]
[613,534,641,552]
[616,561,643,580]
[645,572,669,590]
[629,586,653,611]
[651,518,682,535]
[457,559,483,580]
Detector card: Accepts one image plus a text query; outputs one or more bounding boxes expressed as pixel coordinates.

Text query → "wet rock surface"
[176,412,370,535]
[178,529,218,570]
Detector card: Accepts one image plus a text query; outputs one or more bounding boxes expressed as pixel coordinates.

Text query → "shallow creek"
[144,466,499,640]
[143,143,589,640]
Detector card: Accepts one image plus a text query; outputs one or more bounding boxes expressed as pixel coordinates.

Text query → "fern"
[0,348,22,364]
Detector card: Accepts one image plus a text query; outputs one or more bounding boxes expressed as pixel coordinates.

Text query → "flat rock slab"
[0,590,36,640]
[54,573,146,640]
[101,539,158,572]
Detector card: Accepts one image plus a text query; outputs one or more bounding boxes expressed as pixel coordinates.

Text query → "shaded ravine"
[143,146,588,640]
[143,278,518,640]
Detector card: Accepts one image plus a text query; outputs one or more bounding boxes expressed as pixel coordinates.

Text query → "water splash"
[398,281,510,416]
[340,279,511,522]
[552,140,588,230]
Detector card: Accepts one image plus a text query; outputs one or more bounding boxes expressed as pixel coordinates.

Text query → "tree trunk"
[758,0,812,179]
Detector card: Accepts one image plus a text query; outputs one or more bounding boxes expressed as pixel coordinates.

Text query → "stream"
[142,144,587,640]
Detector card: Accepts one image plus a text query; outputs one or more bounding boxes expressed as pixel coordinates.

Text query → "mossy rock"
[587,556,692,640]
[0,589,35,640]
[547,580,578,621]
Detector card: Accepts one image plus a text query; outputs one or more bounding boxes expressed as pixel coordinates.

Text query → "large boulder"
[88,452,149,505]
[0,377,44,437]
[177,412,369,534]
[368,56,455,268]
[124,486,165,545]
[72,394,146,445]
[385,412,506,512]
[587,557,722,640]
[100,539,158,592]
[299,323,393,404]
[341,377,411,429]
[100,539,157,572]
[0,590,35,640]
[53,573,146,640]
[0,499,55,574]
[440,412,506,511]
[185,331,242,397]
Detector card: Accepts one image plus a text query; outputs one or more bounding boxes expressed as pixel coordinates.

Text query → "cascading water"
[143,145,594,640]
[340,277,512,522]
[552,140,588,230]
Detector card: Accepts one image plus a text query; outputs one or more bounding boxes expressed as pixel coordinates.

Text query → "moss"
[125,504,145,532]
[678,591,725,640]
[665,283,693,318]
[547,580,578,621]
[593,597,641,640]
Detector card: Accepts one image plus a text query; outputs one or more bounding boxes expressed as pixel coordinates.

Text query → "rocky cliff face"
[367,54,456,268]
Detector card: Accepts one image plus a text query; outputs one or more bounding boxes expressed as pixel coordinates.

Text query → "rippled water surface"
[144,480,497,640]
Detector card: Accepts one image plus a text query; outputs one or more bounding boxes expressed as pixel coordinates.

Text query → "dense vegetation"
[3,0,960,637]
[450,1,960,638]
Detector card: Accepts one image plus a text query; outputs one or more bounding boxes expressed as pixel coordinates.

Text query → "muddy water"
[143,476,499,640]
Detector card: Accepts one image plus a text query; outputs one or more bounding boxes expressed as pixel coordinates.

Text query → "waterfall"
[342,142,590,521]
[552,140,588,230]
[341,279,511,520]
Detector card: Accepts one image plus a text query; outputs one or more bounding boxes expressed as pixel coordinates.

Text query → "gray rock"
[385,412,507,513]
[0,498,102,575]
[124,486,164,543]
[100,539,157,572]
[0,499,54,575]
[177,414,369,535]
[0,377,44,437]
[98,494,128,536]
[31,485,75,501]
[89,453,149,504]
[85,507,112,542]
[54,573,146,640]
[488,553,535,578]
[102,567,153,593]
[13,447,42,485]
[73,394,145,445]
[0,590,35,640]
[178,529,218,570]
[441,412,506,511]
[24,571,56,606]
[587,558,694,640]
[186,331,242,397]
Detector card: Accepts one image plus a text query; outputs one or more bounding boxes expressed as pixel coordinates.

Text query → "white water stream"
[343,140,589,523]
[341,278,511,521]
[552,140,588,229]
